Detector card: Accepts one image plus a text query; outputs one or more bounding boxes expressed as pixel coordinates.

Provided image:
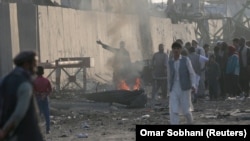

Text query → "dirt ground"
[41,85,250,141]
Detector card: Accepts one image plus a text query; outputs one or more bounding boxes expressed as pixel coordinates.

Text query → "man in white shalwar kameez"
[168,42,196,125]
[188,46,209,102]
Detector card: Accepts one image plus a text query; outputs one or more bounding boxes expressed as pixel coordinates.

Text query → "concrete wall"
[37,5,196,87]
[38,6,144,77]
[0,3,197,84]
[17,3,38,52]
[150,17,196,53]
[9,4,20,57]
[0,3,20,76]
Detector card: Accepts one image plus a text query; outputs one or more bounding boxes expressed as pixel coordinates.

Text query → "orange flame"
[118,78,141,91]
[118,80,130,90]
[133,78,141,90]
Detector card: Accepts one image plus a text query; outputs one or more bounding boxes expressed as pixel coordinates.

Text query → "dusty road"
[41,89,250,141]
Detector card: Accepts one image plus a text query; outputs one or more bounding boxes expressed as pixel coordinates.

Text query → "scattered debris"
[238,116,250,120]
[82,89,147,108]
[110,105,119,111]
[225,96,246,101]
[216,112,230,119]
[161,112,169,115]
[230,109,241,116]
[200,114,217,119]
[46,85,250,140]
[81,122,90,129]
[141,114,150,119]
[59,134,68,138]
[77,133,88,138]
[121,118,129,121]
[153,106,167,112]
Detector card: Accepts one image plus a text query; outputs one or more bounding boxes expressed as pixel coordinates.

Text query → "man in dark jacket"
[207,54,220,100]
[151,43,168,107]
[96,40,132,89]
[0,51,44,141]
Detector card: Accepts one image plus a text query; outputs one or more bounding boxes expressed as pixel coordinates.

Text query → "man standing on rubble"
[96,40,132,88]
[151,43,168,107]
[238,37,250,98]
[187,46,208,103]
[192,40,206,98]
[168,41,196,124]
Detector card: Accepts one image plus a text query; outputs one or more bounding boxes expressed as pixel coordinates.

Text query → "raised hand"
[96,40,103,45]
[191,86,196,93]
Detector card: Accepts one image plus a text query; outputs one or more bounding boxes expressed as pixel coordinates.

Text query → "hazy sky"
[151,0,168,3]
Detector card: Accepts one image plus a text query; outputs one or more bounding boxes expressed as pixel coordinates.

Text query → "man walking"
[168,42,196,125]
[34,66,52,134]
[0,51,44,141]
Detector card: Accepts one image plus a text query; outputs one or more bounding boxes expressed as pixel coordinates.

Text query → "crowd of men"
[150,37,250,124]
[152,37,250,102]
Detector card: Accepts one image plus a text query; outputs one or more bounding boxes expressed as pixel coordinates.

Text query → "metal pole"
[55,60,61,92]
[35,3,41,63]
[83,67,87,93]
